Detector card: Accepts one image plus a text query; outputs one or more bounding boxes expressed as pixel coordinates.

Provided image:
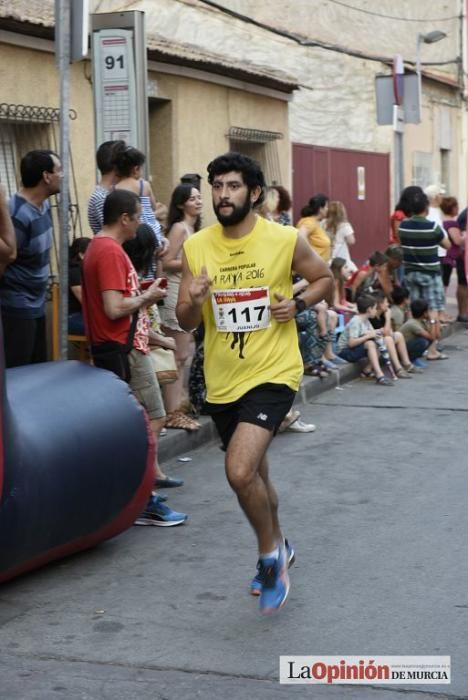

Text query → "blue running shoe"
[259,544,290,613]
[134,494,187,527]
[413,358,428,369]
[250,539,295,596]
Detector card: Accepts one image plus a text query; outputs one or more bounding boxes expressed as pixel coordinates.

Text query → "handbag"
[91,313,138,383]
[150,346,179,385]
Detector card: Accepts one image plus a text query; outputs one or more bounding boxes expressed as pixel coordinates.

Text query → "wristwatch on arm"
[294,297,307,313]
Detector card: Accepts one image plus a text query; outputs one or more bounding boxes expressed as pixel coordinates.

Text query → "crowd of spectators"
[0,145,465,525]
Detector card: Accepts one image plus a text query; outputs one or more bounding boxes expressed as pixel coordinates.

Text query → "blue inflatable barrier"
[0,317,154,583]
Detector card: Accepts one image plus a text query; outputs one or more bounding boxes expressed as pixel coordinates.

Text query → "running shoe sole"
[134,516,187,527]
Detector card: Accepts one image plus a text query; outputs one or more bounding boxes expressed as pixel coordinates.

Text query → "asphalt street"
[1,327,467,700]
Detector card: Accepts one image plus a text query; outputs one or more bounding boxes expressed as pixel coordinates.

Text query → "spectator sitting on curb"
[336,294,394,386]
[389,286,410,332]
[400,299,447,367]
[348,251,388,301]
[369,290,415,377]
[384,244,404,290]
[330,257,357,317]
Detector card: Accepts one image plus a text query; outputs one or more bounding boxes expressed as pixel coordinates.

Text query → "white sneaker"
[285,419,316,433]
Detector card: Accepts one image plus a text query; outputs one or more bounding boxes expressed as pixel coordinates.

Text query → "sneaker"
[258,544,290,613]
[328,355,348,366]
[286,419,316,433]
[321,359,335,370]
[250,539,295,596]
[278,409,301,433]
[413,358,428,369]
[134,494,187,527]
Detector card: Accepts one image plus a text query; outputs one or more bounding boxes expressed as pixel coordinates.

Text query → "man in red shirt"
[82,189,187,527]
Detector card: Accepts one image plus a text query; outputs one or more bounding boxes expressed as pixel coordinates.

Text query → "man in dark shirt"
[0,150,62,367]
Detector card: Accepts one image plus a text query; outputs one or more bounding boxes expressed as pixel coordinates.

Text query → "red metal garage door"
[292,143,390,265]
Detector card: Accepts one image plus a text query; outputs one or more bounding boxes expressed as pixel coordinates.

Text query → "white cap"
[424,184,442,198]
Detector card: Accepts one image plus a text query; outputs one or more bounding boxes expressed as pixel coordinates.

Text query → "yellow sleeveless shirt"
[183,216,303,404]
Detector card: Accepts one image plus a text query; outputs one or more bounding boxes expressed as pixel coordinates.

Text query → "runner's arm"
[271,235,333,322]
[292,234,334,306]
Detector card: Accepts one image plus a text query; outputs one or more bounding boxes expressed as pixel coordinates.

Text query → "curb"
[159,320,461,463]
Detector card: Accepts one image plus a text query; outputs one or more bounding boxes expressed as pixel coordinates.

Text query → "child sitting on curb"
[400,299,448,365]
[336,294,394,386]
[369,290,415,378]
[390,286,410,332]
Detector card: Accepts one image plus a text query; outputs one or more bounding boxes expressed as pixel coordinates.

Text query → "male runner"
[176,153,333,612]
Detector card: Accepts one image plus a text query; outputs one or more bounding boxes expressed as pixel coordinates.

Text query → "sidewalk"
[159,319,463,463]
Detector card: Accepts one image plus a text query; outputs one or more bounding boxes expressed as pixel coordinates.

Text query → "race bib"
[211,287,271,332]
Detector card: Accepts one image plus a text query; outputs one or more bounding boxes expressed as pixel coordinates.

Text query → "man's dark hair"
[20,150,58,188]
[411,191,430,216]
[411,298,428,319]
[103,189,139,226]
[96,140,125,175]
[356,294,377,314]
[369,251,388,267]
[207,152,265,205]
[391,286,409,305]
[301,193,328,217]
[395,185,424,217]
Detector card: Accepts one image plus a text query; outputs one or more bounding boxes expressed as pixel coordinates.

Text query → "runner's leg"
[225,422,276,554]
[258,454,282,546]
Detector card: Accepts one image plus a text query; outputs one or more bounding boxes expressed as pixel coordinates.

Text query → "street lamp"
[416,30,447,121]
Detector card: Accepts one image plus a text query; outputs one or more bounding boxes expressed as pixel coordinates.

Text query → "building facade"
[0,0,466,260]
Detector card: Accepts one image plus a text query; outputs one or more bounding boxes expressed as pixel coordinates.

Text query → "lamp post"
[416,30,447,122]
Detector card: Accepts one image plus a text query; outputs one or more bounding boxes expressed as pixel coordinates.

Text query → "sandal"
[165,410,200,432]
[304,363,328,378]
[396,367,412,379]
[376,375,394,386]
[360,369,375,379]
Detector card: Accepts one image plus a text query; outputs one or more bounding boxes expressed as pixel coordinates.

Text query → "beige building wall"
[93,0,465,201]
[149,71,290,223]
[0,42,96,239]
[0,35,290,235]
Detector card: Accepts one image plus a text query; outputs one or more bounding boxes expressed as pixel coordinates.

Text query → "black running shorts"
[205,382,296,450]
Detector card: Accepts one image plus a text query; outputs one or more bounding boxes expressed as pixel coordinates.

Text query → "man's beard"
[213,192,252,226]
